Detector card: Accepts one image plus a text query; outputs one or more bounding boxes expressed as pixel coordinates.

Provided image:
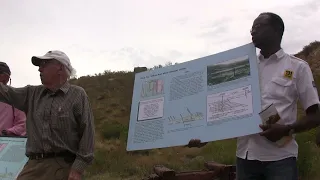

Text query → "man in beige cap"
[0,50,95,180]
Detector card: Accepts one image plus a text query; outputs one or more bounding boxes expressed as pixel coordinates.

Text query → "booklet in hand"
[259,104,293,147]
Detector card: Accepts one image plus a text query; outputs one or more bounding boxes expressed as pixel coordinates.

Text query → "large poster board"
[127,43,262,151]
[0,137,28,179]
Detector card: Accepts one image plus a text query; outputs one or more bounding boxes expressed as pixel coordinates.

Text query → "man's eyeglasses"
[250,23,270,34]
[39,59,59,67]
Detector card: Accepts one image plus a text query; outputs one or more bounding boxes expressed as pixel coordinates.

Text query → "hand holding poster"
[127,43,262,151]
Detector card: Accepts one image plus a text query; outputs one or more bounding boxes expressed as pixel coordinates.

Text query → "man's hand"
[187,139,208,148]
[0,130,7,136]
[0,130,14,136]
[259,124,290,142]
[68,169,82,180]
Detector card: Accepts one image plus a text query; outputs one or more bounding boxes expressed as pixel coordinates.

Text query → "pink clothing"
[0,101,26,136]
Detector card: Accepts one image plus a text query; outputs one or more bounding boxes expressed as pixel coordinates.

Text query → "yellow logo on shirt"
[284,70,293,79]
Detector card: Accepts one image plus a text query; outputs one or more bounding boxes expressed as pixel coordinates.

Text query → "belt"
[27,151,76,160]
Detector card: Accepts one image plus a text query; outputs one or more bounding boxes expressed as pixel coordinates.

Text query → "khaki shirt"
[0,82,95,172]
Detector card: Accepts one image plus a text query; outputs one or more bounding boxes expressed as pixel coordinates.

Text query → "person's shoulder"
[285,53,310,67]
[69,84,85,92]
[68,84,88,96]
[68,84,91,106]
[283,52,315,80]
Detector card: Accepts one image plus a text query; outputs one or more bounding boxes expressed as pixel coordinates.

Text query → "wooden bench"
[143,161,236,180]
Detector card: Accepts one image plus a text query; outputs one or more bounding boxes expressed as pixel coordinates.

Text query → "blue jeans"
[236,157,298,180]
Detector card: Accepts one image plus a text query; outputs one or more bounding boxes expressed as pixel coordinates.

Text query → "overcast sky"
[1,0,319,87]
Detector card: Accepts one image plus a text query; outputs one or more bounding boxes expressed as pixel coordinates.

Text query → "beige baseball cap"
[31,50,76,76]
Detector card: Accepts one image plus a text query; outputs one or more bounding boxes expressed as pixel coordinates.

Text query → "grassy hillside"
[69,41,320,180]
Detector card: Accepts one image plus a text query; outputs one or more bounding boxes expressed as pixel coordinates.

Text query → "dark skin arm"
[259,104,320,142]
[186,139,208,148]
[290,104,320,133]
[188,104,320,148]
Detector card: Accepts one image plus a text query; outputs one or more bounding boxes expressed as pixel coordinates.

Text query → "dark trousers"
[236,157,298,180]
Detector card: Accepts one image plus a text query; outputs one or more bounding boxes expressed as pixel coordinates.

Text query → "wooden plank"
[144,162,237,180]
[153,165,176,177]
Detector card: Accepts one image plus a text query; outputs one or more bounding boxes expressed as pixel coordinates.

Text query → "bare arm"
[286,63,320,134]
[0,83,30,112]
[71,89,95,173]
[286,104,320,134]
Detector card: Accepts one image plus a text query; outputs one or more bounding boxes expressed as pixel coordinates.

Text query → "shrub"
[101,122,126,140]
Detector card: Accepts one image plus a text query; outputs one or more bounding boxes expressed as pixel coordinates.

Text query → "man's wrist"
[71,158,87,174]
[1,129,15,136]
[1,130,8,136]
[1,129,7,136]
[285,124,295,136]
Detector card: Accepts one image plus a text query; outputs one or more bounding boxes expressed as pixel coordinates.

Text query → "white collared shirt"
[236,49,320,161]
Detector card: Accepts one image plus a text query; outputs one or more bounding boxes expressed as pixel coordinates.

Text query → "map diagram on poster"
[127,43,262,151]
[207,85,253,124]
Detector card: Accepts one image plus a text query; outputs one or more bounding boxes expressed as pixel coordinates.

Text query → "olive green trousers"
[16,157,73,180]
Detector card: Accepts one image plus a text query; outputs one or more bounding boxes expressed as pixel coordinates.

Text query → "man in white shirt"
[188,12,320,180]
